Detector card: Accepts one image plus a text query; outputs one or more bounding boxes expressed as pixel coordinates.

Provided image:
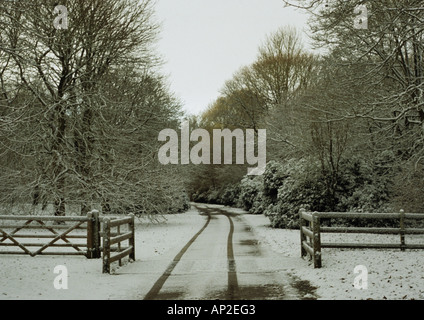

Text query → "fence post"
[86,211,94,259]
[117,224,122,267]
[86,210,101,259]
[93,210,101,258]
[299,208,307,258]
[103,218,111,274]
[400,209,405,252]
[129,213,135,261]
[312,212,322,268]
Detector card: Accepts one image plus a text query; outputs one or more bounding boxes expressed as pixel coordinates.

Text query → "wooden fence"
[300,209,424,268]
[102,214,135,274]
[0,210,101,258]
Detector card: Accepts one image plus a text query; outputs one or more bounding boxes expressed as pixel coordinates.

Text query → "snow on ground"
[238,208,424,300]
[0,203,423,300]
[0,207,206,300]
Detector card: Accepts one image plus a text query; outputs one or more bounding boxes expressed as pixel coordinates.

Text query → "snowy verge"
[238,208,424,300]
[1,204,423,300]
[0,207,206,300]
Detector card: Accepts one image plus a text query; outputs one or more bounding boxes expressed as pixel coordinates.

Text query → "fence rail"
[102,214,135,274]
[0,210,101,258]
[0,210,139,273]
[299,209,424,268]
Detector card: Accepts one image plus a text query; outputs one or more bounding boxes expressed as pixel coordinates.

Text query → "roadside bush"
[336,151,396,213]
[238,176,264,214]
[206,189,221,204]
[173,191,191,213]
[263,160,286,202]
[265,158,330,229]
[391,164,424,214]
[329,151,398,227]
[219,184,241,206]
[190,151,398,229]
[191,190,210,203]
[264,152,397,229]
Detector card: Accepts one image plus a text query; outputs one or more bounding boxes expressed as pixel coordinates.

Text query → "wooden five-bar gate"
[300,209,424,268]
[0,210,135,273]
[102,215,135,274]
[0,211,101,258]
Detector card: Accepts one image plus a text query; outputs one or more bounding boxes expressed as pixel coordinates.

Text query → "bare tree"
[0,0,186,216]
[283,0,424,163]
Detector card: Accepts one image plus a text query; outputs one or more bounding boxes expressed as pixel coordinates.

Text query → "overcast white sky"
[154,0,311,116]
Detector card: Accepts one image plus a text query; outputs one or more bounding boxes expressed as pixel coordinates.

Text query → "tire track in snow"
[143,206,212,300]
